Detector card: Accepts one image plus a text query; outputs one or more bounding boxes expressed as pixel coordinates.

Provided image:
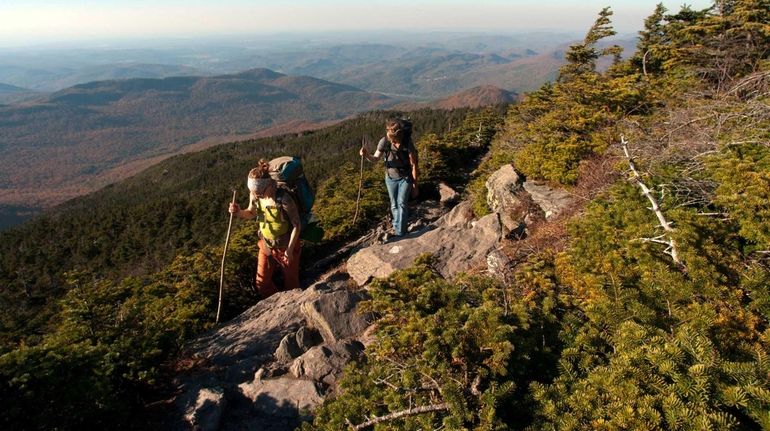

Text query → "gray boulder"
[275,333,303,364]
[300,287,373,344]
[438,182,460,205]
[289,340,364,385]
[171,280,371,431]
[485,164,525,233]
[182,387,226,431]
[295,326,323,352]
[486,248,512,282]
[237,377,325,418]
[522,181,573,219]
[435,200,475,229]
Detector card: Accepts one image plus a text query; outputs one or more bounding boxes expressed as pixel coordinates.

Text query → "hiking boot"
[382,232,404,243]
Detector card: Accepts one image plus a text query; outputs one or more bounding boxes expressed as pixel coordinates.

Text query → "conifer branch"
[346,403,450,430]
[622,135,684,268]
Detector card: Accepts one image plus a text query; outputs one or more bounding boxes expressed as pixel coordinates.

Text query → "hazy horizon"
[2,0,714,48]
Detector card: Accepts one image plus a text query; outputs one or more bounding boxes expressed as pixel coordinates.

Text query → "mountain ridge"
[0,68,396,209]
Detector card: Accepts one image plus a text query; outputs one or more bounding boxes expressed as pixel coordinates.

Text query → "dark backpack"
[398,118,413,142]
[382,118,415,178]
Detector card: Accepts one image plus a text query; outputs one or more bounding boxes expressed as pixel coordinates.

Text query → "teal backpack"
[268,156,323,242]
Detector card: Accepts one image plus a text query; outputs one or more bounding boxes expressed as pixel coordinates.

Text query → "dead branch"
[621,136,684,268]
[346,403,450,431]
[664,114,718,140]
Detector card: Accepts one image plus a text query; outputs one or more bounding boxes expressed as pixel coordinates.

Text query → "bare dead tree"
[621,135,684,268]
[346,403,450,431]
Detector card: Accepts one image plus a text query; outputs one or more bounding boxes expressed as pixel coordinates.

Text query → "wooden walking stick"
[353,138,365,224]
[216,189,237,323]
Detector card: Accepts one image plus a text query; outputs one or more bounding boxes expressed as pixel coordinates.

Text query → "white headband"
[248,177,272,193]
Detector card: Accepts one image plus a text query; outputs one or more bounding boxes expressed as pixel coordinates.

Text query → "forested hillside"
[0,68,395,209]
[0,107,483,347]
[0,105,508,429]
[305,2,770,430]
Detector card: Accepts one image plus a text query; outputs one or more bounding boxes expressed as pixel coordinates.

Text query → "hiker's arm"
[360,147,381,162]
[409,149,419,185]
[284,198,302,263]
[409,147,419,198]
[229,200,257,219]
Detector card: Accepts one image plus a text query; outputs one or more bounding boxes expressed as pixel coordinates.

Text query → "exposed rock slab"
[347,203,502,285]
[289,340,364,385]
[187,289,308,372]
[522,181,573,219]
[300,288,373,344]
[172,276,370,431]
[274,333,303,364]
[438,182,460,205]
[183,387,226,431]
[237,377,325,418]
[485,164,524,233]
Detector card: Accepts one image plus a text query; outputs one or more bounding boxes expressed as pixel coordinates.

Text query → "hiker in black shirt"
[360,117,419,239]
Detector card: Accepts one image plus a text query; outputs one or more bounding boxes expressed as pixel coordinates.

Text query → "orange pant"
[256,238,301,299]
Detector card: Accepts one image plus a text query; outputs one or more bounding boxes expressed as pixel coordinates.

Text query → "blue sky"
[1,1,715,45]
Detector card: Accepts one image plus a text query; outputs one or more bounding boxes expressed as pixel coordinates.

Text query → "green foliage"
[560,7,622,80]
[530,322,770,430]
[707,143,770,251]
[509,71,640,185]
[0,261,213,430]
[418,107,505,188]
[631,3,669,76]
[312,4,770,430]
[307,254,569,430]
[676,0,770,88]
[314,162,389,242]
[525,158,770,429]
[491,8,644,186]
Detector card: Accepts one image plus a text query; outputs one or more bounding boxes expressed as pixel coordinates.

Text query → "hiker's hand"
[359,147,367,157]
[229,203,240,214]
[411,184,419,199]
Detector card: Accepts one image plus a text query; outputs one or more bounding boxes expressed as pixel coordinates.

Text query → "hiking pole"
[353,137,365,224]
[216,189,237,323]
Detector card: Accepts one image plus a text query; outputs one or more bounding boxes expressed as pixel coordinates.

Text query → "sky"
[1,0,715,47]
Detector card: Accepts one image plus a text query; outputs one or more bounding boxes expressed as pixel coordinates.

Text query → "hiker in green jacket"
[229,160,301,298]
[360,117,419,239]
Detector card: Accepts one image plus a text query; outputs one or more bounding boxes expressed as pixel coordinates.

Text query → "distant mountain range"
[0,83,42,104]
[0,83,28,94]
[396,85,518,110]
[0,68,395,209]
[0,62,205,92]
[0,31,583,92]
[316,47,562,98]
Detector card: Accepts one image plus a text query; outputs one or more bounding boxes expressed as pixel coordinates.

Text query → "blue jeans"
[385,175,411,236]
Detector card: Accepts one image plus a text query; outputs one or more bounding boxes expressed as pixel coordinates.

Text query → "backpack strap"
[383,138,411,177]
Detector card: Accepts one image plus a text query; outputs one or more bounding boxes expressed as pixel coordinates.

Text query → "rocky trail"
[169,164,574,431]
